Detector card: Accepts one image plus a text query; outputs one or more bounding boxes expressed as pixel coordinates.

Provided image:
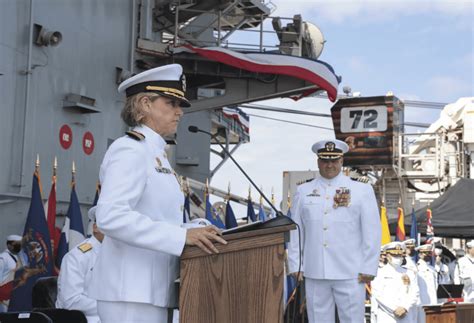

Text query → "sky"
[208,0,473,218]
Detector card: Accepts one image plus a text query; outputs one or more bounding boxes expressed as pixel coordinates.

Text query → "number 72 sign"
[340,105,387,133]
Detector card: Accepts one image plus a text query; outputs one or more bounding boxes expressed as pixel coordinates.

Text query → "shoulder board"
[297,178,315,186]
[125,130,145,141]
[77,243,93,253]
[350,176,370,183]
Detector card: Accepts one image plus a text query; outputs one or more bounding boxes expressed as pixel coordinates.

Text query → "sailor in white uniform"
[0,235,23,312]
[370,247,388,323]
[403,238,418,273]
[56,208,103,323]
[288,139,381,323]
[87,64,227,323]
[415,243,438,323]
[457,240,474,302]
[434,247,451,284]
[371,242,419,323]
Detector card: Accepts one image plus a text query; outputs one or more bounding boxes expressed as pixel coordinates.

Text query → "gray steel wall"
[0,0,133,241]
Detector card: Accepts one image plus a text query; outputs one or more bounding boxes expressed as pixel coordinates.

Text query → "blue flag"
[410,206,419,262]
[225,201,238,229]
[205,195,225,229]
[56,184,85,269]
[247,200,257,223]
[9,171,53,311]
[183,194,190,223]
[258,205,267,222]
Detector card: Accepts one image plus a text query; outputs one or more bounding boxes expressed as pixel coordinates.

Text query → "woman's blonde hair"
[121,93,160,127]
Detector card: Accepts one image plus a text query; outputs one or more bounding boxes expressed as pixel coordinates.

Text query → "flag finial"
[35,154,40,170]
[248,185,251,200]
[259,186,263,205]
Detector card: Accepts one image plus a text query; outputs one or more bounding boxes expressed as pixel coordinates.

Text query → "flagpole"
[71,160,76,187]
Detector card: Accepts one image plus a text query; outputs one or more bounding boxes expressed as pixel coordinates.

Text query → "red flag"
[395,206,406,241]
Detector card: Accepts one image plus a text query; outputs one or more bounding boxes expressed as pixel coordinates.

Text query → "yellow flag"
[380,205,391,245]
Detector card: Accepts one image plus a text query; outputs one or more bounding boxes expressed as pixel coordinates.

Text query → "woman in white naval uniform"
[288,139,381,323]
[87,64,227,323]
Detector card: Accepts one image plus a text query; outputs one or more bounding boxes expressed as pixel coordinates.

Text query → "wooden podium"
[179,224,295,323]
[424,303,474,323]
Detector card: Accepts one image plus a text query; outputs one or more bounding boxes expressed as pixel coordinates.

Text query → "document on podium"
[222,221,263,235]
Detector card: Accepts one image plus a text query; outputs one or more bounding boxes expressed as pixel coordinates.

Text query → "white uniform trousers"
[305,278,366,323]
[97,301,168,323]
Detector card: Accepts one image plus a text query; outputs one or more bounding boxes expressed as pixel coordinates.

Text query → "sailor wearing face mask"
[403,239,418,273]
[434,248,450,284]
[371,242,419,323]
[0,235,23,312]
[415,244,438,323]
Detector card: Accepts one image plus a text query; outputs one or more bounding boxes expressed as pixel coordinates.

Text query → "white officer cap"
[383,241,406,255]
[311,139,349,160]
[7,235,22,242]
[415,243,434,253]
[118,64,190,107]
[88,206,97,222]
[466,240,474,248]
[403,238,416,247]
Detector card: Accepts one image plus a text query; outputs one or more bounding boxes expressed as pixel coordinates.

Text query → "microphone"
[187,125,286,219]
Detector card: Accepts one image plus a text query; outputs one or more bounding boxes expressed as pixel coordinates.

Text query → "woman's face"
[143,96,183,136]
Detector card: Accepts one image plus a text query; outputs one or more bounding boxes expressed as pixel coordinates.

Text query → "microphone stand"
[188,126,284,217]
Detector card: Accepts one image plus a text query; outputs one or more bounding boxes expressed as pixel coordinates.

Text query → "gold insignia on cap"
[326,142,335,151]
[78,243,92,253]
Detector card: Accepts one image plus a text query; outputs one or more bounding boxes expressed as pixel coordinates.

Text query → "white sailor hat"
[88,206,97,222]
[415,243,434,253]
[383,241,406,255]
[403,238,416,247]
[383,241,406,256]
[7,235,22,242]
[467,240,474,248]
[311,139,349,160]
[118,64,190,107]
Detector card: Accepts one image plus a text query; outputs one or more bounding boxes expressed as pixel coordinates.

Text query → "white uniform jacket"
[457,255,474,301]
[417,259,438,305]
[56,237,101,323]
[435,262,451,284]
[0,250,19,311]
[288,173,381,279]
[87,125,187,307]
[372,264,419,323]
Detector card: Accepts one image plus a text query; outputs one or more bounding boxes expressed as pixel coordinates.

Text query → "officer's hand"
[185,225,227,254]
[358,273,375,283]
[394,307,407,318]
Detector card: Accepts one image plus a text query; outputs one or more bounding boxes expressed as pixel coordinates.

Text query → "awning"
[390,178,474,239]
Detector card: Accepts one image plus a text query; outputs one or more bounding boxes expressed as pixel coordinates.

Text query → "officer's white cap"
[383,241,406,255]
[7,235,22,242]
[466,240,474,248]
[403,238,416,247]
[415,243,434,253]
[88,206,97,222]
[118,64,190,107]
[311,139,349,160]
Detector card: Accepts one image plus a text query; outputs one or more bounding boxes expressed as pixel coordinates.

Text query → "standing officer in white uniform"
[415,244,437,323]
[434,248,451,284]
[403,239,418,273]
[87,64,227,323]
[457,240,474,302]
[56,208,104,323]
[0,235,23,312]
[288,139,381,323]
[371,242,419,323]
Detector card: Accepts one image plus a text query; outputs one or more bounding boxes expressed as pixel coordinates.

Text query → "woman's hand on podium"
[186,225,227,254]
